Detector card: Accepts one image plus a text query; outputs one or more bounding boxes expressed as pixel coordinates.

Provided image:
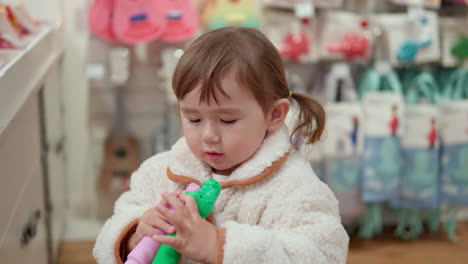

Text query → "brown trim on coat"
[114,218,139,264]
[166,167,203,187]
[216,228,226,264]
[167,152,289,189]
[165,152,288,264]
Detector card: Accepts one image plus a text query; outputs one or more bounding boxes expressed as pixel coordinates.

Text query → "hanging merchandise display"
[394,70,441,240]
[397,4,434,62]
[390,0,442,8]
[112,0,166,44]
[97,48,141,220]
[202,0,261,30]
[438,68,468,241]
[357,66,404,239]
[440,17,468,67]
[322,63,357,101]
[451,36,468,62]
[88,0,199,44]
[265,2,315,63]
[377,11,440,66]
[8,2,41,33]
[319,11,373,62]
[265,10,315,63]
[88,0,117,42]
[314,0,344,8]
[0,5,27,48]
[264,0,343,9]
[156,0,200,43]
[321,63,367,226]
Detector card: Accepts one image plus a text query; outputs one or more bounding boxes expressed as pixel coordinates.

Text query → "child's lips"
[205,152,223,161]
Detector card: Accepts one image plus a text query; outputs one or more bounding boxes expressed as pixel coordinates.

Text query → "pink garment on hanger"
[157,0,199,43]
[88,0,116,42]
[113,0,165,44]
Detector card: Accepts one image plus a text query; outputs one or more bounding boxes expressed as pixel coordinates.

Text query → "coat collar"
[167,126,291,188]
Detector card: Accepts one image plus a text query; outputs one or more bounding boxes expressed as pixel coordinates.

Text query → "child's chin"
[209,164,229,171]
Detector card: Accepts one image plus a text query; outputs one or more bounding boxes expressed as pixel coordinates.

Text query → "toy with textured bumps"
[125,183,201,264]
[152,179,221,264]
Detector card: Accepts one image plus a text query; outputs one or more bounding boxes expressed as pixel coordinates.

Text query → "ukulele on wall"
[99,47,140,193]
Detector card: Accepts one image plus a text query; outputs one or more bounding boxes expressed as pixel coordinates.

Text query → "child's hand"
[127,192,182,251]
[154,192,218,264]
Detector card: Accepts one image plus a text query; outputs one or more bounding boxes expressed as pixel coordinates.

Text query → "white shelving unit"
[0,22,66,263]
[0,23,65,134]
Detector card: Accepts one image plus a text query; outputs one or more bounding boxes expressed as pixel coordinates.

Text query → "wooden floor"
[58,222,468,264]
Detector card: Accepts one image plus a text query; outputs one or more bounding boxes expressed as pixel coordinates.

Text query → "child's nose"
[202,124,220,144]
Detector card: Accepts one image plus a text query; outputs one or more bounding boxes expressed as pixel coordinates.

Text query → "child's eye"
[189,119,201,123]
[221,119,237,124]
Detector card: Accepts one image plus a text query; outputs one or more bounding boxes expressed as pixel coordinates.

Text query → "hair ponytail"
[289,92,326,145]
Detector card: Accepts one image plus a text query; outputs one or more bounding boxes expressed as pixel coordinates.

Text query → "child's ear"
[266,98,290,133]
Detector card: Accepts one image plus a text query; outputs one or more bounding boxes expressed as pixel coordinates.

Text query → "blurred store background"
[1,0,468,263]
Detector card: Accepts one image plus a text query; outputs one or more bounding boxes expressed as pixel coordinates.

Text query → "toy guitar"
[202,0,261,30]
[99,47,140,195]
[157,0,200,43]
[113,0,165,44]
[125,183,201,264]
[151,179,221,264]
[88,0,116,42]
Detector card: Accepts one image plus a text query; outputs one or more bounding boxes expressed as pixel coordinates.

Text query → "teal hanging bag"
[357,65,404,239]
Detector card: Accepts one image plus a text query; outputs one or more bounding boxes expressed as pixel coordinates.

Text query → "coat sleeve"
[219,180,349,264]
[93,153,171,264]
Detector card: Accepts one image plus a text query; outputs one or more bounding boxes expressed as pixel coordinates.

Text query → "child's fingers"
[153,234,183,251]
[159,191,182,207]
[156,203,187,232]
[151,216,176,234]
[161,192,185,211]
[156,204,180,226]
[143,207,171,226]
[178,193,199,216]
[138,222,165,238]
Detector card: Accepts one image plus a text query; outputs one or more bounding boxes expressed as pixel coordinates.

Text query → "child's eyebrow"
[180,106,242,115]
[216,108,242,115]
[180,107,200,114]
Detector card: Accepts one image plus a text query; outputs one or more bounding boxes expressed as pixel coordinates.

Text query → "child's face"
[179,71,270,175]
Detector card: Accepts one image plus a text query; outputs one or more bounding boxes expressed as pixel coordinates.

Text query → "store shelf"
[0,23,65,134]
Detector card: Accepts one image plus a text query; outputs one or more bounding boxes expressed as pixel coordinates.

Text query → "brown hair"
[172,27,325,145]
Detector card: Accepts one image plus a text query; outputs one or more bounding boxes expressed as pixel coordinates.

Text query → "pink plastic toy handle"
[125,183,200,264]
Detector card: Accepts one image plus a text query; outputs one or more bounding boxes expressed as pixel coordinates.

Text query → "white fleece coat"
[93,126,349,264]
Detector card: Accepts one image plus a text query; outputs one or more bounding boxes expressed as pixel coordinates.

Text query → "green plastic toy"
[451,36,468,62]
[151,179,221,264]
